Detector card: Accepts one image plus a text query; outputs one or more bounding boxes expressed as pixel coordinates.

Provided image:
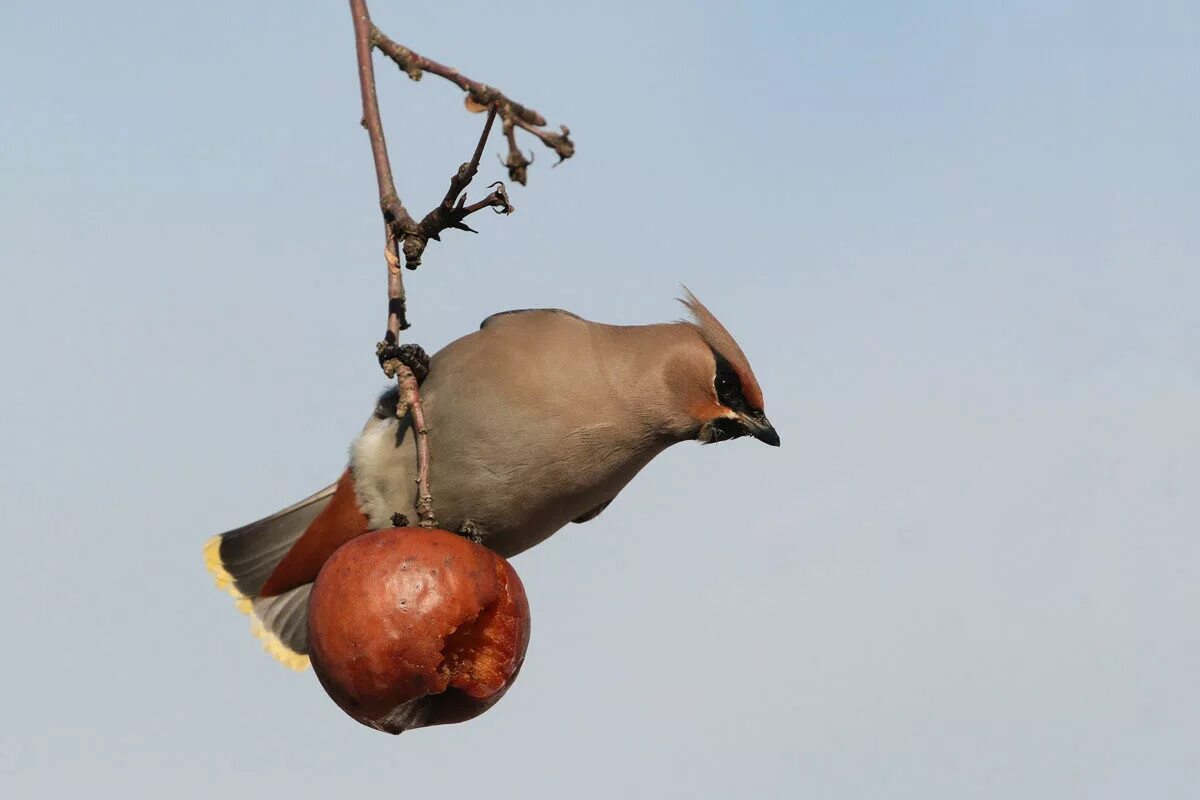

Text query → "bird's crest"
[679,287,765,410]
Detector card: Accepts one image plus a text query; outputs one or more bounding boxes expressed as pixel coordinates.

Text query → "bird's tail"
[203,482,337,670]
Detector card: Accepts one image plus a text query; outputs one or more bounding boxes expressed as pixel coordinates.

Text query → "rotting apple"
[307,527,531,734]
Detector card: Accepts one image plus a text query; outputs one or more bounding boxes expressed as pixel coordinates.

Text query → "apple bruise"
[436,561,522,699]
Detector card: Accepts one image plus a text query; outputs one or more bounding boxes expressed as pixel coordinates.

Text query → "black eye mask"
[713,352,756,415]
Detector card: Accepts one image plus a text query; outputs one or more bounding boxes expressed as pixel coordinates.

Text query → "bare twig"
[350,0,436,525]
[501,116,533,186]
[441,105,497,209]
[350,0,418,241]
[352,0,416,342]
[348,0,572,530]
[369,23,573,186]
[514,120,575,165]
[371,26,545,128]
[396,366,436,528]
[383,231,408,333]
[405,105,513,268]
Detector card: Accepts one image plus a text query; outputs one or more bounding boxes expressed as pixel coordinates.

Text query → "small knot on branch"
[371,26,423,81]
[401,233,428,270]
[510,117,575,168]
[544,125,575,164]
[501,149,533,186]
[501,115,534,185]
[415,493,437,528]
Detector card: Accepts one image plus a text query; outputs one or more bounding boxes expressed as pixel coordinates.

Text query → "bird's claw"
[457,519,485,545]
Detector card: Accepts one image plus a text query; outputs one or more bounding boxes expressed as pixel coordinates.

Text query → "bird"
[204,290,779,669]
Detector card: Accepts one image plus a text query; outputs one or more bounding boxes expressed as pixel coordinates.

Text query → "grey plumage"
[572,499,612,524]
[250,584,312,658]
[216,484,335,597]
[205,483,335,668]
[352,307,741,556]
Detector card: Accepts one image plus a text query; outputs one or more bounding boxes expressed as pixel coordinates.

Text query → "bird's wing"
[572,499,612,524]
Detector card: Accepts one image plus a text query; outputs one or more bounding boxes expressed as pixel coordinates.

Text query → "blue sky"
[1,1,1197,797]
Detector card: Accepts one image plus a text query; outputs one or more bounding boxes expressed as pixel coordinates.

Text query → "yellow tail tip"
[203,535,240,597]
[251,616,311,671]
[204,535,310,671]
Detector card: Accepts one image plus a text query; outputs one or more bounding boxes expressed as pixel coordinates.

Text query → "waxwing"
[205,290,779,669]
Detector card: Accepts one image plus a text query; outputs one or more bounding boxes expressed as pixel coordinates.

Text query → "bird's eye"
[712,355,741,401]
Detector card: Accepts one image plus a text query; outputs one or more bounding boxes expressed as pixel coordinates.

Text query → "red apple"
[307,527,531,734]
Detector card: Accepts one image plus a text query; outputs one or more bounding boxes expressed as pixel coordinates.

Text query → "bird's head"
[677,288,780,447]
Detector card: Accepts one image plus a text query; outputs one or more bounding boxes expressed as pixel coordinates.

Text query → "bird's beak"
[740,411,781,447]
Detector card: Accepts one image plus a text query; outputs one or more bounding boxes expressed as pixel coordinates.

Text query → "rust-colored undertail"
[258,470,371,597]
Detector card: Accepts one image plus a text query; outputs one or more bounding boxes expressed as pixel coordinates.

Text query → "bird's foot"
[376,341,430,383]
[457,519,485,545]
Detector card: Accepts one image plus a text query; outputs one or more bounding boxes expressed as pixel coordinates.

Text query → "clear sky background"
[2,1,1197,797]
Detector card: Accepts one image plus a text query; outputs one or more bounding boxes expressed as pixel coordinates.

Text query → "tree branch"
[398,365,437,528]
[501,116,533,186]
[371,25,545,127]
[350,0,417,239]
[513,118,575,165]
[370,23,574,186]
[405,105,513,269]
[348,0,572,531]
